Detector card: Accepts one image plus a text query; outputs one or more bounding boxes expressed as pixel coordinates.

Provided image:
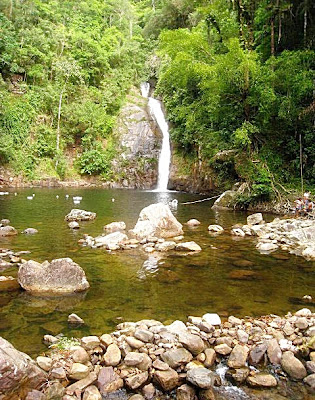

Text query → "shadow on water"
[0,188,314,361]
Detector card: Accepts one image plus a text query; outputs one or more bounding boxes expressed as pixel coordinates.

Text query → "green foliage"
[78,142,114,176]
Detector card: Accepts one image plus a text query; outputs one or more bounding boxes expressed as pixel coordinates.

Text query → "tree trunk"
[304,7,307,47]
[56,87,64,164]
[271,17,275,56]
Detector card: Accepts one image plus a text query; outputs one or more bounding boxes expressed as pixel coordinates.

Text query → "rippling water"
[0,188,314,358]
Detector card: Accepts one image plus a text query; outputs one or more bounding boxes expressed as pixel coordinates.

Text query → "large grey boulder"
[65,209,96,221]
[131,203,183,239]
[18,258,90,293]
[0,337,47,399]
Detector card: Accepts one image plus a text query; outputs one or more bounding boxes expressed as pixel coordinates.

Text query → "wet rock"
[281,351,307,380]
[18,258,90,293]
[97,367,124,394]
[186,368,216,389]
[256,242,279,252]
[125,371,148,390]
[131,203,183,239]
[0,226,18,236]
[231,228,245,237]
[247,373,277,387]
[23,228,38,234]
[104,222,126,232]
[68,313,85,325]
[161,348,193,368]
[134,329,154,343]
[208,225,224,233]
[178,332,205,355]
[226,367,250,384]
[68,221,80,229]
[94,232,128,249]
[104,344,121,366]
[175,242,202,252]
[212,190,238,210]
[249,342,267,365]
[0,336,47,398]
[154,368,179,391]
[0,276,20,291]
[69,363,89,380]
[187,219,201,227]
[227,345,249,368]
[228,269,259,280]
[267,338,282,365]
[155,241,176,251]
[83,385,102,400]
[204,349,216,368]
[65,209,96,221]
[36,356,52,371]
[247,213,263,226]
[176,384,197,400]
[214,343,232,355]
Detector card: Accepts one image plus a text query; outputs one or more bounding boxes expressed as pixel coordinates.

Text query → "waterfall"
[141,83,171,192]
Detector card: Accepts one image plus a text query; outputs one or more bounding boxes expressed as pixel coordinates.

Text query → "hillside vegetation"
[0,0,314,204]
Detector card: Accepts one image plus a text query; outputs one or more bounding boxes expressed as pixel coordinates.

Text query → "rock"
[125,336,144,349]
[131,203,183,239]
[212,190,238,210]
[0,219,10,226]
[204,349,216,368]
[202,313,221,326]
[227,345,249,368]
[256,242,279,252]
[66,372,98,395]
[83,385,102,400]
[155,241,176,251]
[186,219,200,227]
[231,228,245,237]
[226,367,250,384]
[104,344,121,366]
[306,361,315,374]
[142,383,155,399]
[0,226,18,236]
[68,313,85,325]
[249,343,267,365]
[247,373,277,387]
[304,373,315,390]
[161,348,193,368]
[97,367,124,394]
[267,338,282,365]
[134,329,154,343]
[25,390,46,400]
[18,258,89,293]
[129,395,144,400]
[228,269,259,280]
[81,336,100,350]
[208,225,224,233]
[154,368,179,391]
[176,384,197,400]
[23,228,38,234]
[178,332,205,355]
[68,221,80,229]
[198,388,216,400]
[69,363,89,380]
[104,222,126,232]
[44,381,65,399]
[237,330,249,344]
[153,359,169,371]
[124,352,144,366]
[125,371,148,390]
[94,232,128,249]
[186,368,216,389]
[214,343,232,355]
[295,308,312,317]
[281,351,307,380]
[71,346,90,364]
[65,209,96,221]
[0,336,47,398]
[36,356,52,371]
[0,276,20,291]
[100,334,113,347]
[175,242,202,252]
[247,213,263,226]
[51,366,67,379]
[295,317,309,330]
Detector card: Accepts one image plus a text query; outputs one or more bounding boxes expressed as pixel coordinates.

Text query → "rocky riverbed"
[1,309,314,400]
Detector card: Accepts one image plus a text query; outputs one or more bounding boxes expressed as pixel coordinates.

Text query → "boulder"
[125,371,149,390]
[18,258,90,293]
[131,203,183,239]
[94,232,128,249]
[175,242,202,252]
[65,209,96,221]
[202,313,221,326]
[104,344,121,366]
[97,367,124,394]
[154,368,179,391]
[68,313,85,325]
[69,363,89,380]
[267,338,282,365]
[83,385,102,400]
[227,345,249,368]
[161,348,193,368]
[247,213,263,226]
[0,226,18,236]
[178,332,205,355]
[186,219,200,227]
[247,373,277,387]
[281,351,307,380]
[207,225,224,233]
[0,276,20,291]
[212,191,237,210]
[0,337,47,399]
[68,221,80,229]
[22,228,38,234]
[186,368,216,389]
[104,222,126,232]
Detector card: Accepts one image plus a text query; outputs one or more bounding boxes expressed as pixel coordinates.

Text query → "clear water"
[0,188,314,360]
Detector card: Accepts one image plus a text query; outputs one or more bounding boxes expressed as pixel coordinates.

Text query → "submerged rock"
[208,225,224,233]
[175,242,202,252]
[68,221,80,229]
[0,276,20,291]
[94,232,128,249]
[65,209,96,222]
[18,258,90,293]
[186,219,201,227]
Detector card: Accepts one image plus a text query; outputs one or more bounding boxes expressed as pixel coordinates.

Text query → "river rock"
[134,329,154,343]
[306,361,315,374]
[22,228,38,234]
[51,366,67,379]
[104,344,121,366]
[125,336,145,349]
[0,337,47,398]
[202,313,221,326]
[249,342,267,365]
[267,338,282,365]
[124,352,145,367]
[0,219,10,226]
[83,385,102,400]
[226,367,250,384]
[153,359,169,371]
[175,242,202,252]
[131,203,183,239]
[25,390,46,400]
[154,368,179,391]
[0,276,20,291]
[304,373,315,390]
[155,241,176,251]
[231,228,245,237]
[214,343,232,355]
[104,221,126,232]
[281,351,307,379]
[18,258,90,293]
[227,345,249,368]
[68,313,85,325]
[247,373,277,387]
[65,209,96,221]
[176,384,197,400]
[97,367,124,394]
[68,221,80,229]
[186,219,200,227]
[212,190,238,210]
[0,226,18,236]
[161,348,193,368]
[142,383,155,399]
[36,356,52,372]
[204,349,216,368]
[247,213,263,226]
[178,332,205,355]
[186,368,216,389]
[69,362,89,380]
[94,232,128,249]
[256,242,279,252]
[71,346,90,364]
[125,371,149,390]
[208,225,224,233]
[81,336,100,350]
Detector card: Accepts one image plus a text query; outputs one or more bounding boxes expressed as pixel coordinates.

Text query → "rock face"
[65,209,96,221]
[18,258,90,293]
[211,191,238,210]
[0,336,47,399]
[131,203,183,239]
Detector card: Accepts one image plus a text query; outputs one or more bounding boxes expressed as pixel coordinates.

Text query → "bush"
[78,147,111,176]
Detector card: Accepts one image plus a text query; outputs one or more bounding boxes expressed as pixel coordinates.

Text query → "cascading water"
[141,83,171,192]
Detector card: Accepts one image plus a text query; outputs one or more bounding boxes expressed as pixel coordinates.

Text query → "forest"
[0,0,314,204]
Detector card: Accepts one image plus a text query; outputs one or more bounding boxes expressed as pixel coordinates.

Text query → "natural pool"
[0,188,314,358]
